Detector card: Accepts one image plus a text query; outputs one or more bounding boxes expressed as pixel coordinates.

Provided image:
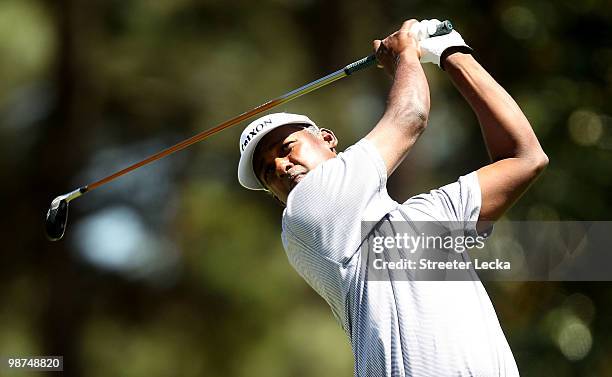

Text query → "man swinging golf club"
[238,19,547,376]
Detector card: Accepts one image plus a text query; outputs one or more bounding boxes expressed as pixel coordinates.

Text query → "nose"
[274,157,293,178]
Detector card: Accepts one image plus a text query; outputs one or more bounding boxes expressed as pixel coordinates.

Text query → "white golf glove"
[414,19,472,68]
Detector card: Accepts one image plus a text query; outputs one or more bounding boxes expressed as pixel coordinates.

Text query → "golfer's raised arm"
[444,51,549,228]
[366,20,431,177]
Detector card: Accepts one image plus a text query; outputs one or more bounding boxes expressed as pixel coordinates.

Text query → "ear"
[319,128,338,152]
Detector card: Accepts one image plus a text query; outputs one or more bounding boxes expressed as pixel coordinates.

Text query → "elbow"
[412,106,429,124]
[538,151,549,170]
[524,122,549,174]
[528,150,549,176]
[405,108,429,135]
[516,131,548,175]
[384,107,429,136]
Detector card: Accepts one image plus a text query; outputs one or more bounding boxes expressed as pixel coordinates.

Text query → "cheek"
[297,141,332,168]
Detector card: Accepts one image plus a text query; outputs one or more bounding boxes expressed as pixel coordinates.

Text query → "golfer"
[238,19,547,376]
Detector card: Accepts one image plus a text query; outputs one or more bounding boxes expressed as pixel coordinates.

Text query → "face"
[253,124,338,204]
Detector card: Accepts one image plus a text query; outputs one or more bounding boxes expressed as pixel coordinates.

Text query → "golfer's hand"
[419,19,471,68]
[373,19,421,77]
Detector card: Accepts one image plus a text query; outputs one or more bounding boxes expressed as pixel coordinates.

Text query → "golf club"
[45,20,454,241]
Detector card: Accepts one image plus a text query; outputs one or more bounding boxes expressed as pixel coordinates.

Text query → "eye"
[281,141,294,153]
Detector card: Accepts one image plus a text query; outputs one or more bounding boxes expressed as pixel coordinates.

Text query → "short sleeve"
[280,138,393,328]
[398,172,486,236]
[282,138,391,264]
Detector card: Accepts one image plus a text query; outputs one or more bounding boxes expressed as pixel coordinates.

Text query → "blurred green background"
[1,0,611,376]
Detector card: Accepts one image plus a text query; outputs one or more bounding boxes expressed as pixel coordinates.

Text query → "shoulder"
[284,138,387,216]
[281,138,394,256]
[290,138,387,198]
[400,171,482,223]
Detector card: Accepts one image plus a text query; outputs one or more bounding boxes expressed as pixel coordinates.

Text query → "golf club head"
[45,197,69,241]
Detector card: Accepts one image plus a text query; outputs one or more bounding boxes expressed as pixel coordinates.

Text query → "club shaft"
[69,21,455,197]
[84,62,371,194]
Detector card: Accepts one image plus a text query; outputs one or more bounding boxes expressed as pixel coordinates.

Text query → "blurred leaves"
[0,0,56,96]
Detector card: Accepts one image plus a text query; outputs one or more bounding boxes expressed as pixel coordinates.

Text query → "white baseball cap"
[238,112,318,190]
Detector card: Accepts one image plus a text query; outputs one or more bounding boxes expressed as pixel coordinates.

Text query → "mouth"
[288,173,305,189]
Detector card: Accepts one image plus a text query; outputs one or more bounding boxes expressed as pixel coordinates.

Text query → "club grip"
[344,55,378,75]
[431,20,453,37]
[343,20,454,76]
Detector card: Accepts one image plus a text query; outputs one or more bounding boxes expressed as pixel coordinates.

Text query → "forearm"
[445,52,545,162]
[366,19,432,175]
[370,52,430,174]
[381,52,430,132]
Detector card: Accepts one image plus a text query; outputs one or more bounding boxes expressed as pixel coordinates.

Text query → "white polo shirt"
[281,138,519,377]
